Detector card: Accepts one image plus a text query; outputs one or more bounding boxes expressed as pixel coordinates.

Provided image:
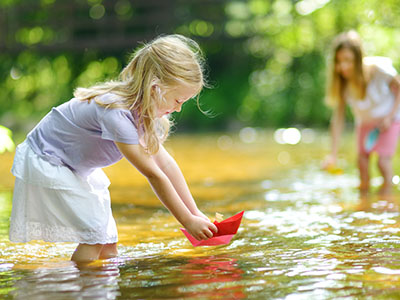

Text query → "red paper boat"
[181,211,244,247]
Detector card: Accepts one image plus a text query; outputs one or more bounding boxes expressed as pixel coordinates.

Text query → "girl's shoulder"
[363,56,397,79]
[363,56,393,67]
[95,93,126,106]
[91,93,134,115]
[94,93,138,122]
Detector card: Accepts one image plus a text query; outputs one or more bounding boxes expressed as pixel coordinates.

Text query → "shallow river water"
[1,130,400,299]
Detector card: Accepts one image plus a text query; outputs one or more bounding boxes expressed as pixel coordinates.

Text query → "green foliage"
[0,51,120,131]
[0,125,15,153]
[221,0,400,128]
[1,0,400,133]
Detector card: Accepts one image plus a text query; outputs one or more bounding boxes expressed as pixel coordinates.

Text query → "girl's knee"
[378,155,392,163]
[377,156,393,180]
[378,155,393,169]
[358,153,369,169]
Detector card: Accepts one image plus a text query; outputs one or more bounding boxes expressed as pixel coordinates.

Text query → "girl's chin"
[340,72,352,79]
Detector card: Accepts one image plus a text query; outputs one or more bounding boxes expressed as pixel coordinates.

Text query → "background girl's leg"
[373,122,400,196]
[356,124,371,194]
[377,155,393,195]
[71,243,104,262]
[99,243,118,259]
[358,152,370,194]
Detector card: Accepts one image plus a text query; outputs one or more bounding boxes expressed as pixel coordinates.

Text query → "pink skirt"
[357,121,400,157]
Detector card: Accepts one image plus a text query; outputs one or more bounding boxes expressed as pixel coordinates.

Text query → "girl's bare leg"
[71,243,104,263]
[358,152,370,195]
[99,243,118,259]
[378,155,393,196]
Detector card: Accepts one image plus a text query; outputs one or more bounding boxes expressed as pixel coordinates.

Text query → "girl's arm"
[115,142,217,240]
[381,75,400,131]
[151,144,207,220]
[325,97,346,167]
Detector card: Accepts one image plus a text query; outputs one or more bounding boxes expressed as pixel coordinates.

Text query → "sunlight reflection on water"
[1,131,400,299]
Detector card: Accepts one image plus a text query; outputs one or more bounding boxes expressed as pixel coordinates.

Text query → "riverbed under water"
[1,130,400,299]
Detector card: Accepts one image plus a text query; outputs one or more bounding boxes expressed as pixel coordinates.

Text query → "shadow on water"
[1,131,400,299]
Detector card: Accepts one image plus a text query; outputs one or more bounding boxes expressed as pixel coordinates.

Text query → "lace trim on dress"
[9,221,118,245]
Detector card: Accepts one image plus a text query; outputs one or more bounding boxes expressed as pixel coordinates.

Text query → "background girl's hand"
[379,116,393,132]
[184,215,218,241]
[321,154,337,170]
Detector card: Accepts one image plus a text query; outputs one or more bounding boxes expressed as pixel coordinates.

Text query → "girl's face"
[156,84,199,118]
[335,47,355,79]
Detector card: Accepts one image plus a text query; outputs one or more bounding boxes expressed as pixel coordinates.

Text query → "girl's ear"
[153,84,162,96]
[152,84,166,103]
[151,84,161,98]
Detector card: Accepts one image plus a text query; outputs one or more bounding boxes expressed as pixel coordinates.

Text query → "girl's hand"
[192,209,210,221]
[321,154,337,170]
[379,116,393,132]
[184,215,218,241]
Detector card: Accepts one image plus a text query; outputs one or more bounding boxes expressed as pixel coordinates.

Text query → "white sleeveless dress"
[9,141,118,244]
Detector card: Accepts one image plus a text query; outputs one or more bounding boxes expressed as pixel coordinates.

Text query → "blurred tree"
[1,0,400,134]
[0,125,15,153]
[222,0,400,128]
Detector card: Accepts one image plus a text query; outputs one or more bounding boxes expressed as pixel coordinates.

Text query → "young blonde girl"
[324,30,400,195]
[9,34,218,262]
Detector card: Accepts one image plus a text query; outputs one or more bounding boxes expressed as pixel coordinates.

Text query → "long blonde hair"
[325,30,366,108]
[74,34,206,154]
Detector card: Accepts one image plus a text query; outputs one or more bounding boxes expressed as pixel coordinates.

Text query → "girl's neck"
[344,63,370,100]
[362,63,374,83]
[346,62,371,86]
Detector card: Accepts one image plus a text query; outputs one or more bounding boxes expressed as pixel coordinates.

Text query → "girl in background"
[324,30,400,195]
[9,34,218,262]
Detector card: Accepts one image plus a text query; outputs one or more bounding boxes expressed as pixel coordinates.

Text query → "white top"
[346,57,399,124]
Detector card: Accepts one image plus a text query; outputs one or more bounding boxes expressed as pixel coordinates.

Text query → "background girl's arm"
[325,97,346,167]
[115,142,217,240]
[381,75,400,131]
[152,144,208,220]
